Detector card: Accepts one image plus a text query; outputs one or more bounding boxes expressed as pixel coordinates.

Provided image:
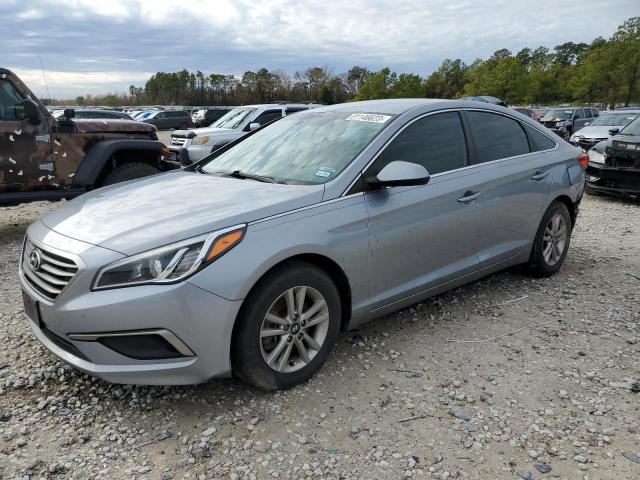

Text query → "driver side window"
[0,79,25,120]
[254,110,283,126]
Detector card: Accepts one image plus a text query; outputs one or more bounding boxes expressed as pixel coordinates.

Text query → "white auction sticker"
[346,113,392,123]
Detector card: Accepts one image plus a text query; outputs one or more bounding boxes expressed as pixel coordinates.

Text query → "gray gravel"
[0,194,639,479]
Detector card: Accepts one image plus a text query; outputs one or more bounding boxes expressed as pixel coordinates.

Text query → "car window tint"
[466,111,529,163]
[523,124,557,152]
[367,112,467,176]
[254,110,282,125]
[285,107,307,114]
[369,112,467,176]
[574,109,584,119]
[0,79,25,120]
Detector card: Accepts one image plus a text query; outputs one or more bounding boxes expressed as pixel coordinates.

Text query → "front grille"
[577,138,606,150]
[22,240,78,301]
[170,137,187,147]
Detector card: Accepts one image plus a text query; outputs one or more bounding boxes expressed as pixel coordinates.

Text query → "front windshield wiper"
[207,169,283,184]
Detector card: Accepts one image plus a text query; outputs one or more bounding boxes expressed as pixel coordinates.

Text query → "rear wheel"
[527,201,572,277]
[231,261,341,391]
[102,162,160,186]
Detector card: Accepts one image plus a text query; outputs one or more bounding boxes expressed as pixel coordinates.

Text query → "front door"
[0,75,54,193]
[363,111,482,310]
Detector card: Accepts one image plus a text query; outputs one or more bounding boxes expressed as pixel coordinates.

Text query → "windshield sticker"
[314,167,335,178]
[346,113,392,123]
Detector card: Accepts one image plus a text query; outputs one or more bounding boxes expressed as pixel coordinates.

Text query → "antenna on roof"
[38,54,53,101]
[39,54,61,141]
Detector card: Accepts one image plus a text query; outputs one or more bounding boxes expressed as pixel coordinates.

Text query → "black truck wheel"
[102,163,160,186]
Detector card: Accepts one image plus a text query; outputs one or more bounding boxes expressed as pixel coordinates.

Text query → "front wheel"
[527,201,572,277]
[231,261,341,391]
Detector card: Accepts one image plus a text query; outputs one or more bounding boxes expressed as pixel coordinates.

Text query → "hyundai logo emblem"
[29,249,42,271]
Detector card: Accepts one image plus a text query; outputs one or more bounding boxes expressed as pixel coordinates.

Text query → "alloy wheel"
[542,213,567,266]
[259,286,330,373]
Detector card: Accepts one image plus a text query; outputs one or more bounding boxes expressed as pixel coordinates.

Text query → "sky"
[1,0,638,98]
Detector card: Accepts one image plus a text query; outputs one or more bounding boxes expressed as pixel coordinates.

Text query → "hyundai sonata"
[20,99,586,390]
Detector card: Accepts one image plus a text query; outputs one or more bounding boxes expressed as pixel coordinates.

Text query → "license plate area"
[22,289,42,328]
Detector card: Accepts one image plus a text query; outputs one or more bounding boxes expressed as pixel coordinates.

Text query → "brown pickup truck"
[1,68,174,207]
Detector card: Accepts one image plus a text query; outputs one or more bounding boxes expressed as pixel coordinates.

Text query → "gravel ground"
[0,194,639,480]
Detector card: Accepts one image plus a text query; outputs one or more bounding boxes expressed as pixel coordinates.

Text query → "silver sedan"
[20,99,586,390]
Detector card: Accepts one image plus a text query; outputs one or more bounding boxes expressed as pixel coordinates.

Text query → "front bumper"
[20,223,242,385]
[586,162,640,197]
[571,138,606,151]
[167,144,213,166]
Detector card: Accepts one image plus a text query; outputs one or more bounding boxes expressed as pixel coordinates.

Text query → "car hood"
[172,127,234,139]
[40,170,324,255]
[572,126,612,139]
[72,119,157,135]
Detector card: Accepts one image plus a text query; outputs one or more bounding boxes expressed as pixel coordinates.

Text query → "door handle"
[457,191,481,203]
[531,171,549,181]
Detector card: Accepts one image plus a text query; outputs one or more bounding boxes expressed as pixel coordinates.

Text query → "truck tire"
[102,162,160,186]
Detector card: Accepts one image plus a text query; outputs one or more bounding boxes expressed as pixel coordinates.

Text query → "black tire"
[102,162,160,186]
[527,201,572,277]
[231,261,341,391]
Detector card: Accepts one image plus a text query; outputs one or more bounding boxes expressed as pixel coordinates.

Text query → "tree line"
[72,16,639,108]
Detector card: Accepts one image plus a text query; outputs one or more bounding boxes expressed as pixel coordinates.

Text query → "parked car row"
[168,102,321,165]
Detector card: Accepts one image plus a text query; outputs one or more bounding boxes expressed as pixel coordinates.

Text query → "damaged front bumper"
[586,162,640,198]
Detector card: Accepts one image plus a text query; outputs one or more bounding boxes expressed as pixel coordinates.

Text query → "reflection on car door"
[463,111,554,266]
[363,112,482,311]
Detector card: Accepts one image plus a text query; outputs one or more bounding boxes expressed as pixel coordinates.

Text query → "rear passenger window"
[370,111,467,176]
[466,111,529,163]
[524,124,557,151]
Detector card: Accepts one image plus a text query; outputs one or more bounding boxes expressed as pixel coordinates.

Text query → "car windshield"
[619,116,640,136]
[544,109,573,119]
[589,112,639,127]
[210,107,256,129]
[201,111,392,184]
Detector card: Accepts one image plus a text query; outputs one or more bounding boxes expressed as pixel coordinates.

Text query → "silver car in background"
[20,99,586,390]
[570,110,640,150]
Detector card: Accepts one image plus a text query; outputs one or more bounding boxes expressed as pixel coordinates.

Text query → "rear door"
[462,110,555,266]
[363,111,483,309]
[0,77,54,193]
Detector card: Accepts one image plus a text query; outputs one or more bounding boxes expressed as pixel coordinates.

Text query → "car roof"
[312,99,450,115]
[605,109,640,114]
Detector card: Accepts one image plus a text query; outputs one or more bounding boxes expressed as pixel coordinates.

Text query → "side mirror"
[248,122,261,131]
[63,108,76,119]
[15,99,41,125]
[608,128,620,136]
[366,161,430,190]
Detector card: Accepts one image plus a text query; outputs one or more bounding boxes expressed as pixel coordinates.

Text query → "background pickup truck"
[0,68,175,207]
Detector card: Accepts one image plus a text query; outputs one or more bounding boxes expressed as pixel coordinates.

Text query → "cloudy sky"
[2,0,638,98]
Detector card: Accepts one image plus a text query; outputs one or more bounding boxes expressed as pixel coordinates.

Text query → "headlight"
[190,135,210,146]
[556,121,566,128]
[587,149,605,165]
[93,225,246,290]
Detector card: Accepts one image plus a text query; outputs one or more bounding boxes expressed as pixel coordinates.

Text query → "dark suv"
[540,107,598,139]
[142,110,192,130]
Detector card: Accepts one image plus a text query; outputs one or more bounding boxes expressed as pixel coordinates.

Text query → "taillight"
[578,152,588,169]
